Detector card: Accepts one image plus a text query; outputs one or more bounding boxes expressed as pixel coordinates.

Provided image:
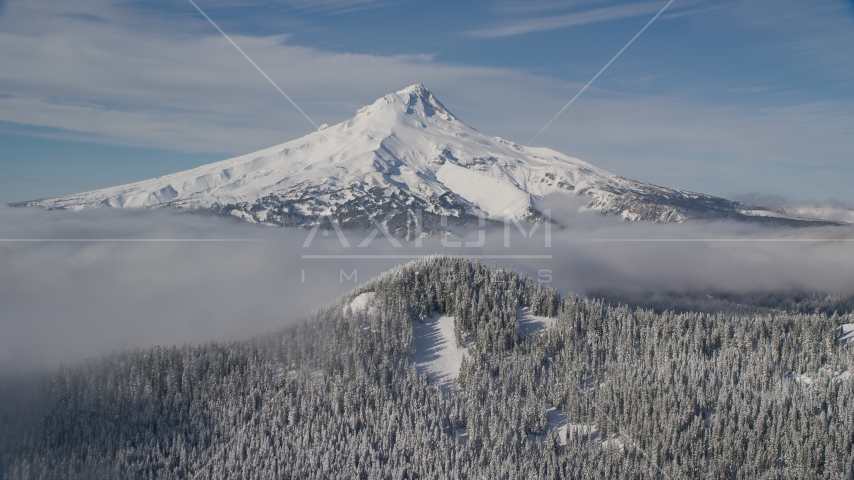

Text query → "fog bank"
[1,202,853,373]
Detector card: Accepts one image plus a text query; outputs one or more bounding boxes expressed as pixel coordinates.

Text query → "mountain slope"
[20,84,837,231]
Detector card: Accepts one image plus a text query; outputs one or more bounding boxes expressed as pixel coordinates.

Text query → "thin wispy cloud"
[187,0,318,129]
[529,0,677,143]
[762,101,854,136]
[273,0,393,14]
[657,3,718,20]
[724,0,854,83]
[196,0,393,14]
[491,0,604,15]
[466,1,682,38]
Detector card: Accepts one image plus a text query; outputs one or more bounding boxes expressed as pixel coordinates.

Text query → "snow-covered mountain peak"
[20,85,840,230]
[355,84,458,125]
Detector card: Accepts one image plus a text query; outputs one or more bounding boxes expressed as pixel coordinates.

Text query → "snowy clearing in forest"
[517,307,556,337]
[345,292,375,314]
[839,324,854,346]
[546,407,568,446]
[795,374,814,386]
[790,366,852,386]
[544,407,602,447]
[411,314,467,389]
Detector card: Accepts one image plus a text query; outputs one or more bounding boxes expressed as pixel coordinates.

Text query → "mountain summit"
[21,85,834,231]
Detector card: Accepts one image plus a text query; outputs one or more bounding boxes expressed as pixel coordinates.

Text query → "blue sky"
[1,0,853,204]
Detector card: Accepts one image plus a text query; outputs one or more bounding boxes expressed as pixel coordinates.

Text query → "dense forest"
[592,289,854,316]
[1,256,852,479]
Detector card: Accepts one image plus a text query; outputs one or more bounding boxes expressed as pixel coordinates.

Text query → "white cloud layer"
[2,204,854,373]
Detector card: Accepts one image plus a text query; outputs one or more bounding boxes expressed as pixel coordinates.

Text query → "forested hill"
[1,256,852,479]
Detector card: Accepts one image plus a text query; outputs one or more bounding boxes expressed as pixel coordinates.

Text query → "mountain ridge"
[18,84,841,231]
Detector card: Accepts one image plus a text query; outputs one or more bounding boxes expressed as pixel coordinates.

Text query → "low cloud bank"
[1,202,853,373]
[733,193,854,224]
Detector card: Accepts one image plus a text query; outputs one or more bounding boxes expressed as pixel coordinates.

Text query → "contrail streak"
[187,0,318,129]
[529,0,676,144]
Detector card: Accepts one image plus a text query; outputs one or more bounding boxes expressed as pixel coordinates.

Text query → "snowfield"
[410,314,467,390]
[517,306,556,337]
[435,162,531,219]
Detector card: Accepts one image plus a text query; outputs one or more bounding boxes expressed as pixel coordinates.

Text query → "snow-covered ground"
[546,407,568,446]
[737,209,791,219]
[566,423,599,442]
[785,325,854,386]
[839,323,854,346]
[411,314,467,390]
[344,292,375,315]
[791,365,852,387]
[543,407,604,447]
[435,162,531,219]
[517,306,556,338]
